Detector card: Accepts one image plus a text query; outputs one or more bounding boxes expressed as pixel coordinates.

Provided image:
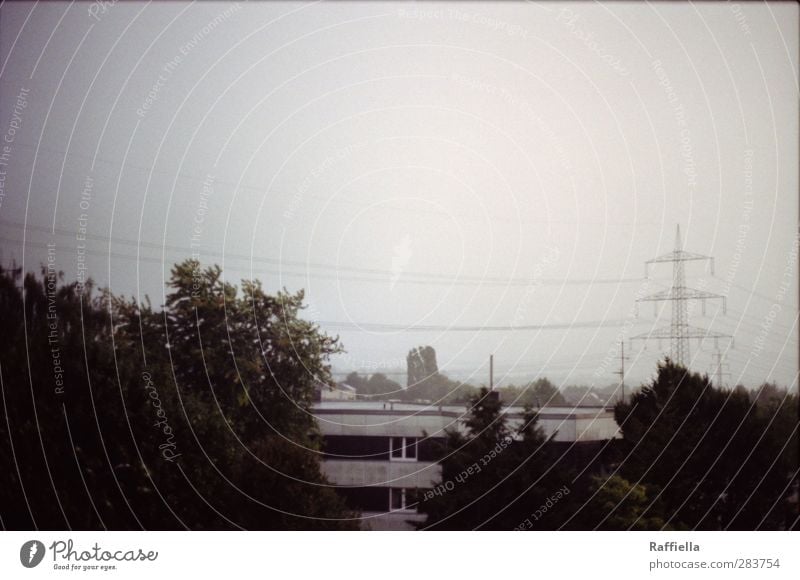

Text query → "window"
[390,488,417,512]
[390,436,417,461]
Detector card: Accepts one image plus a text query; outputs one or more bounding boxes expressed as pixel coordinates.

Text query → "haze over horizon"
[1,1,797,391]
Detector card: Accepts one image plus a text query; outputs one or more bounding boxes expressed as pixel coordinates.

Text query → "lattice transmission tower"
[711,350,732,388]
[632,225,732,368]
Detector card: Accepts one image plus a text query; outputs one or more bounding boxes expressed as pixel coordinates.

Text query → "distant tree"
[346,372,402,399]
[752,382,787,409]
[614,359,798,530]
[346,350,474,403]
[344,371,368,392]
[562,383,623,406]
[403,346,459,402]
[407,345,438,387]
[499,377,567,407]
[443,382,480,404]
[365,373,402,398]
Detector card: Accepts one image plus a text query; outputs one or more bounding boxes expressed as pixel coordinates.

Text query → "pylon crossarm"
[637,288,725,302]
[683,326,733,340]
[646,250,712,265]
[631,326,731,341]
[682,288,724,302]
[637,289,673,302]
[631,326,676,340]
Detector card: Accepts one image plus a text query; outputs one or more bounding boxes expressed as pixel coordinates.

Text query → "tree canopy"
[418,361,798,530]
[418,388,576,530]
[613,359,797,530]
[0,261,357,529]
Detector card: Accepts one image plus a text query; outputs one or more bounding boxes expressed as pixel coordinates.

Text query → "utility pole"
[489,354,494,391]
[632,225,732,368]
[613,341,628,402]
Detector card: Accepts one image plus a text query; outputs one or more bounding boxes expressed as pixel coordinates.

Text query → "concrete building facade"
[312,401,620,530]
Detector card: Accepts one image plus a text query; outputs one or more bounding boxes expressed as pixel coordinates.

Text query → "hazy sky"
[1,1,797,390]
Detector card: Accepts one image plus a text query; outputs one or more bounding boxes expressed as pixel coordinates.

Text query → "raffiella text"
[650,541,700,552]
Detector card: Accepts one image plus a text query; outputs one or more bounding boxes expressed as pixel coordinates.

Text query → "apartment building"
[311,400,619,530]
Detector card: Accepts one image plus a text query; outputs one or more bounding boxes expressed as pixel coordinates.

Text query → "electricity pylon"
[632,225,732,368]
[711,350,732,388]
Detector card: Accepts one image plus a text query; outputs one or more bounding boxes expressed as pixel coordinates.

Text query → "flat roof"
[311,401,614,420]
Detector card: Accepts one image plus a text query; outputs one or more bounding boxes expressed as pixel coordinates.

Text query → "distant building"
[311,401,620,530]
[317,382,357,401]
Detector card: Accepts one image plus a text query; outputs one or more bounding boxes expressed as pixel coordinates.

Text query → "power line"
[317,318,635,332]
[1,224,657,288]
[716,277,799,312]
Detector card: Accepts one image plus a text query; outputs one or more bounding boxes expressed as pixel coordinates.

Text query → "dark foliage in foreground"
[614,359,798,530]
[1,262,796,531]
[419,362,798,530]
[0,262,357,530]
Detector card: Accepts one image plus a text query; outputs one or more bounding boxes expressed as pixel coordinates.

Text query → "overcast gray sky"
[1,1,797,390]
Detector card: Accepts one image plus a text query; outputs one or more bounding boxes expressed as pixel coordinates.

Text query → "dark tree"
[0,261,358,529]
[614,359,798,530]
[419,388,574,530]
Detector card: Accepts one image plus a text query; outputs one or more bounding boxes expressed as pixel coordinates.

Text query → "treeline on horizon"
[343,344,574,406]
[0,261,797,530]
[343,368,572,406]
[342,350,792,409]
